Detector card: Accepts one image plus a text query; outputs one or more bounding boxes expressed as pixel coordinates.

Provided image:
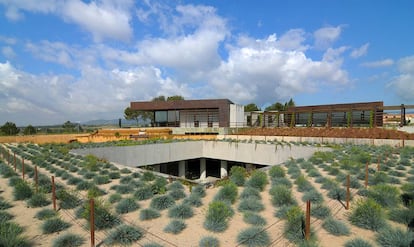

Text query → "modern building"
[130,99,244,128]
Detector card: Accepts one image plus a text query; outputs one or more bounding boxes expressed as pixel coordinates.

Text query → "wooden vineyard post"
[35,166,38,193]
[346,175,350,210]
[90,199,95,247]
[22,158,25,180]
[365,162,369,188]
[305,200,311,241]
[52,176,56,211]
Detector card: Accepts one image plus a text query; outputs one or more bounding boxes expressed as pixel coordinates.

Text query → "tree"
[0,122,19,135]
[167,95,184,101]
[23,125,36,135]
[244,103,260,112]
[152,95,166,102]
[124,107,153,126]
[265,102,284,111]
[62,121,76,131]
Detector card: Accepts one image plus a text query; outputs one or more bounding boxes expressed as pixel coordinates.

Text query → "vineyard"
[0,140,413,246]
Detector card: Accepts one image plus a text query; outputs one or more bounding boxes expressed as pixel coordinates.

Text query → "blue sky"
[0,0,413,126]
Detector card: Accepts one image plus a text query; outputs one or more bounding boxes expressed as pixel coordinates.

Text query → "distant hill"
[82,119,140,127]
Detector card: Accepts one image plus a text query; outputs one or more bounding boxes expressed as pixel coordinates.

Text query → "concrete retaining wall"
[72,141,327,168]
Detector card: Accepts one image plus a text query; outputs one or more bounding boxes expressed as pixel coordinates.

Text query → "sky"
[0,0,414,126]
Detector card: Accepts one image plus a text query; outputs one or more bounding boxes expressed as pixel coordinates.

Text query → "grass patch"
[204,201,233,232]
[344,238,373,247]
[243,212,266,226]
[140,208,161,221]
[348,198,386,231]
[376,226,414,247]
[213,182,238,204]
[168,203,193,219]
[42,217,71,234]
[150,194,175,210]
[35,208,57,220]
[105,224,143,246]
[115,197,139,214]
[237,227,270,247]
[26,192,50,207]
[322,217,350,236]
[0,222,29,247]
[199,236,219,247]
[164,219,186,234]
[52,233,85,247]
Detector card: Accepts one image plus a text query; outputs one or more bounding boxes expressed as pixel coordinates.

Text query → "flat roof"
[130,99,234,111]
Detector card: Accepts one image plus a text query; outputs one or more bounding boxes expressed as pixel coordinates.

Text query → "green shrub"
[120,168,132,174]
[230,166,247,186]
[191,185,206,197]
[238,198,265,212]
[108,193,122,204]
[78,200,120,230]
[245,170,268,191]
[164,219,186,234]
[150,194,175,210]
[0,163,16,178]
[134,186,154,200]
[52,233,85,247]
[142,171,156,181]
[388,204,414,225]
[168,181,184,190]
[93,175,111,185]
[42,217,71,234]
[140,208,161,220]
[214,182,238,204]
[35,208,57,220]
[109,171,121,179]
[27,192,50,207]
[295,175,313,192]
[367,184,400,208]
[0,197,12,210]
[151,177,168,194]
[183,194,202,207]
[237,227,270,247]
[0,211,13,223]
[269,166,285,178]
[13,180,33,200]
[83,171,95,179]
[115,184,134,194]
[310,204,331,219]
[0,222,29,247]
[344,238,373,247]
[301,189,324,204]
[76,181,92,191]
[168,203,193,219]
[270,185,295,207]
[243,212,266,226]
[67,177,82,185]
[348,198,386,231]
[56,189,81,209]
[199,236,219,247]
[284,206,305,242]
[105,224,143,246]
[116,198,139,214]
[327,186,346,201]
[370,171,389,185]
[240,187,261,201]
[271,177,292,188]
[322,217,350,236]
[376,226,414,247]
[169,189,186,200]
[204,201,233,232]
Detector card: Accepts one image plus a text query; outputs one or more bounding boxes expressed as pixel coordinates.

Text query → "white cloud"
[25,41,75,67]
[0,61,189,125]
[388,55,414,102]
[313,26,342,49]
[0,0,133,42]
[1,46,15,58]
[62,0,133,42]
[351,43,369,58]
[361,59,394,68]
[207,34,349,104]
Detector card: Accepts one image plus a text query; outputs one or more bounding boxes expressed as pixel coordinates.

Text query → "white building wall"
[230,104,245,127]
